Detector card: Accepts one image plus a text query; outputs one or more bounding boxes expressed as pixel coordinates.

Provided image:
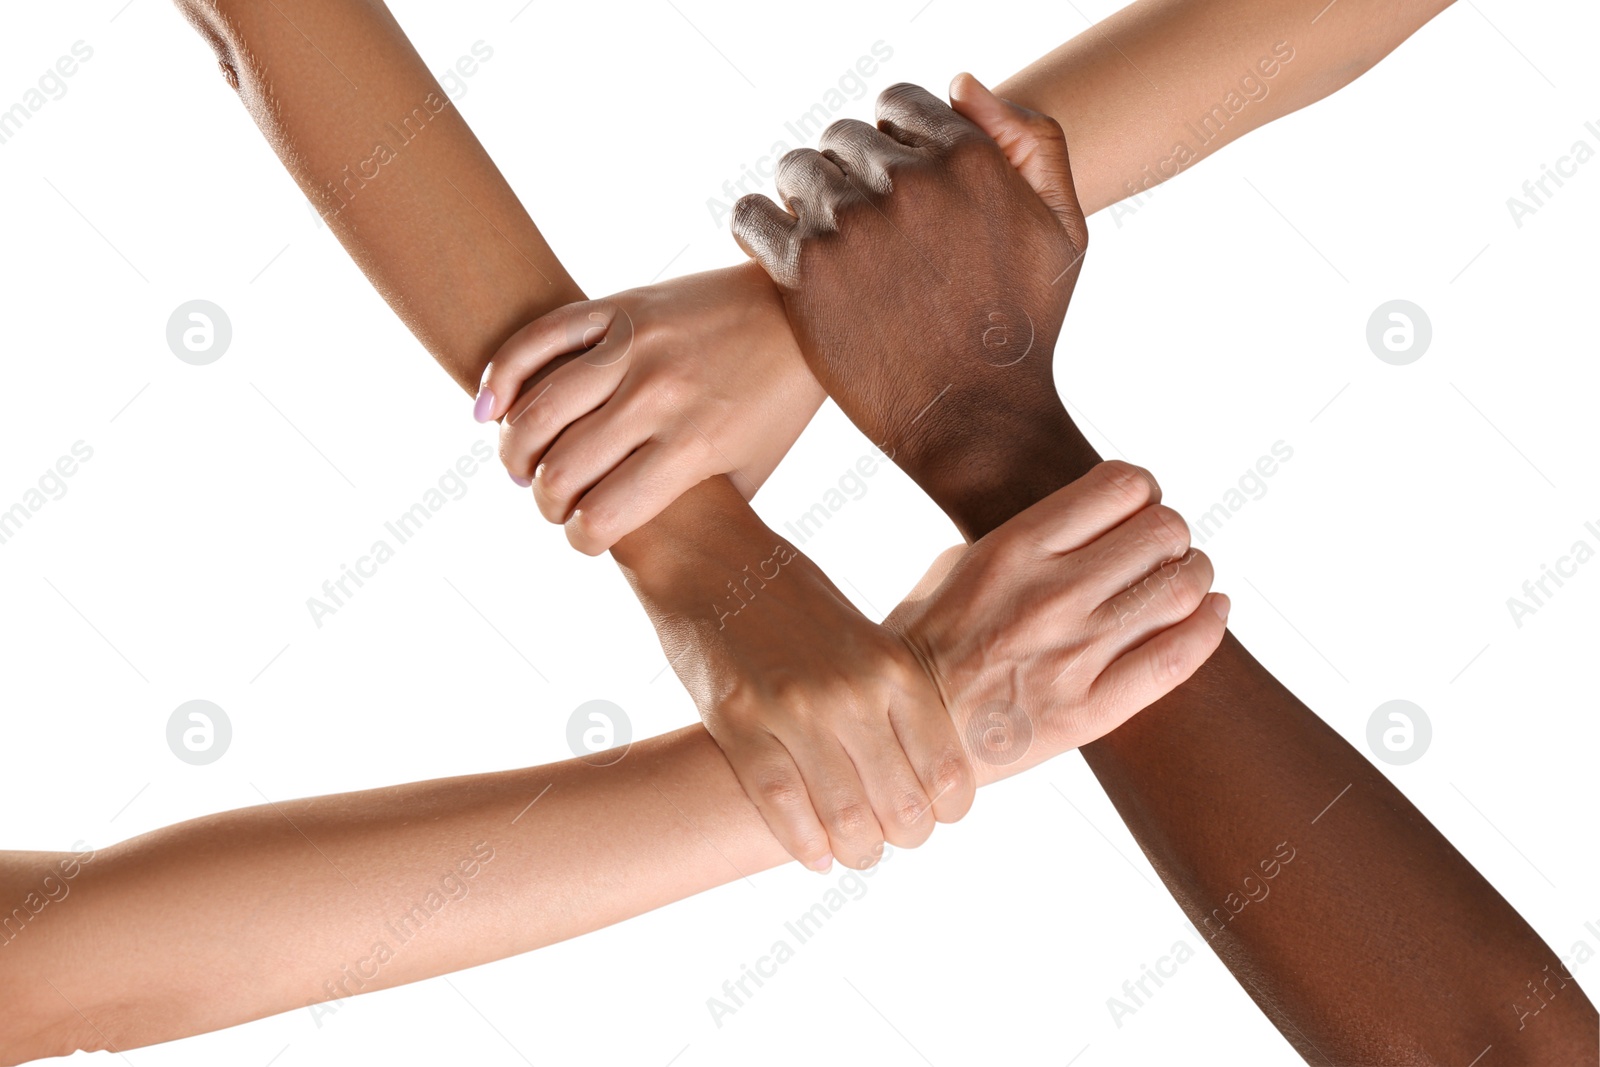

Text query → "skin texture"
[732,78,1598,1065]
[0,470,1226,1063]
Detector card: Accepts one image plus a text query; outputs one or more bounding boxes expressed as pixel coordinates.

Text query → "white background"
[2,1,1597,1064]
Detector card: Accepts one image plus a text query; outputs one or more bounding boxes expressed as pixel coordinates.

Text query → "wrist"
[906,400,1100,541]
[612,477,790,612]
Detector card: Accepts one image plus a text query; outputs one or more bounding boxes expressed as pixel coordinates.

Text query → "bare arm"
[0,729,786,1062]
[996,0,1455,214]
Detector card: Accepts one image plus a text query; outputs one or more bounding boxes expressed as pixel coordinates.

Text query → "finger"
[498,355,628,485]
[875,81,985,150]
[1090,593,1230,731]
[774,147,862,229]
[786,733,887,870]
[997,460,1163,557]
[1097,547,1216,649]
[837,720,938,850]
[949,72,1087,241]
[887,699,975,825]
[477,300,627,424]
[723,737,834,872]
[816,118,915,196]
[1067,503,1194,603]
[531,406,649,524]
[731,194,798,281]
[564,437,715,556]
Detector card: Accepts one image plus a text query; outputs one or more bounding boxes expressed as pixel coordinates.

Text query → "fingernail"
[473,387,496,423]
[810,853,833,873]
[509,471,531,488]
[1211,594,1231,622]
[533,462,545,481]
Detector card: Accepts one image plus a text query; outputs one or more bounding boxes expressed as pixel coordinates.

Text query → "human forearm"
[935,413,1595,1062]
[173,0,581,382]
[996,0,1454,215]
[0,726,789,1062]
[173,0,769,624]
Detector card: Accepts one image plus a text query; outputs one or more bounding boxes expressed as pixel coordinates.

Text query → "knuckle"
[1093,460,1155,512]
[1029,110,1065,139]
[876,81,925,111]
[819,117,868,149]
[890,791,932,832]
[755,773,808,812]
[730,193,770,237]
[775,148,820,189]
[930,751,975,809]
[533,475,576,522]
[1141,505,1192,556]
[1149,637,1192,686]
[535,461,570,499]
[824,800,875,841]
[565,504,615,556]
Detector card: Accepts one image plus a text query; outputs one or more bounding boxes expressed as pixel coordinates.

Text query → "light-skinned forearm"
[996,0,1455,214]
[0,728,795,1062]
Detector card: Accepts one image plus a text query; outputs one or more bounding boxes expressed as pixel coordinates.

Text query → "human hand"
[731,75,1090,538]
[887,461,1230,786]
[476,262,825,554]
[622,482,973,872]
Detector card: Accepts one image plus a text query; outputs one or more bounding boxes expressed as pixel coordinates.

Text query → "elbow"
[170,0,246,92]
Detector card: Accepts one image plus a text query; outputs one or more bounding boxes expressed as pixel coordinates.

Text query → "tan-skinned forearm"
[171,0,759,603]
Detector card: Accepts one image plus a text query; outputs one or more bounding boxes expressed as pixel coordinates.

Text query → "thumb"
[949,72,1085,237]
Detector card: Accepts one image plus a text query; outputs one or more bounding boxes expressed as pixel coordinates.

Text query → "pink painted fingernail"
[1211,594,1231,621]
[473,387,496,423]
[510,471,531,488]
[810,853,833,873]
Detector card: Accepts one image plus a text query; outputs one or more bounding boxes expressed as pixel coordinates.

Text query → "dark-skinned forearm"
[927,400,1595,1064]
